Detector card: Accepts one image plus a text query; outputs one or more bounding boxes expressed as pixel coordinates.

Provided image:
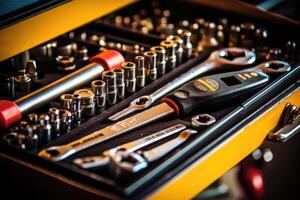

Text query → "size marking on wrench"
[73,124,186,169]
[109,47,256,121]
[109,129,197,177]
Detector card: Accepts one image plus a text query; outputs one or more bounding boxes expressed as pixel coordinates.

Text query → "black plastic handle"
[162,69,270,116]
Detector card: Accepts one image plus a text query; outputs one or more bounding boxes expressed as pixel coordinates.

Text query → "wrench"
[109,129,197,177]
[73,124,186,169]
[109,47,256,121]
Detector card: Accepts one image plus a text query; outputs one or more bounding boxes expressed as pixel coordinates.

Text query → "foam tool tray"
[0,0,299,199]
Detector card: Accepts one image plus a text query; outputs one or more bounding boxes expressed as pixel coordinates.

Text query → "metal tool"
[181,30,193,60]
[24,125,38,151]
[197,22,219,53]
[60,94,73,110]
[122,62,136,94]
[0,50,124,129]
[160,40,177,70]
[109,48,256,121]
[26,60,38,81]
[38,114,52,147]
[56,55,76,71]
[60,109,72,133]
[73,89,95,120]
[135,56,146,88]
[38,60,287,161]
[102,70,117,105]
[91,80,106,112]
[73,124,186,169]
[150,46,166,76]
[112,68,125,100]
[15,69,31,95]
[49,107,60,138]
[191,114,216,127]
[144,51,157,81]
[72,93,82,127]
[167,35,183,65]
[109,129,197,176]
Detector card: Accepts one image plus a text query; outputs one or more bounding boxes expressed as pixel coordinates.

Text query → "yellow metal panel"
[0,0,135,61]
[148,87,300,200]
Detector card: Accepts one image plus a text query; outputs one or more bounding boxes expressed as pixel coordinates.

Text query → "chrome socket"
[122,62,137,95]
[166,35,183,65]
[73,89,95,120]
[150,46,166,76]
[144,51,157,81]
[135,56,146,88]
[59,109,72,134]
[15,69,31,95]
[160,40,177,70]
[102,71,117,105]
[181,30,193,60]
[39,114,52,146]
[56,55,76,71]
[91,80,106,112]
[60,94,73,110]
[48,107,60,138]
[26,59,38,81]
[72,93,82,127]
[28,113,38,125]
[112,68,125,100]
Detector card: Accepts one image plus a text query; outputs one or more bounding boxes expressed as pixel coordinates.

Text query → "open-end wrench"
[109,47,256,121]
[73,124,186,169]
[109,129,197,177]
[39,60,290,161]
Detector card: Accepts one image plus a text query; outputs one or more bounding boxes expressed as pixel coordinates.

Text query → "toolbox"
[0,0,300,199]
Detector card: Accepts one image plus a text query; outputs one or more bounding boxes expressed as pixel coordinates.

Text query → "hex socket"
[122,62,137,94]
[160,40,177,70]
[150,46,166,75]
[135,56,145,88]
[102,71,117,105]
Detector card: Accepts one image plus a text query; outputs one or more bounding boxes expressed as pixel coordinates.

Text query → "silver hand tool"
[135,56,146,88]
[109,129,197,176]
[144,51,157,81]
[109,48,256,121]
[73,89,95,120]
[49,107,60,138]
[56,55,76,71]
[160,40,177,70]
[60,94,73,110]
[122,62,137,95]
[167,35,183,65]
[150,46,166,76]
[60,109,72,133]
[73,124,186,169]
[38,114,52,146]
[91,80,106,112]
[112,68,125,100]
[72,93,82,127]
[102,70,118,105]
[38,102,175,161]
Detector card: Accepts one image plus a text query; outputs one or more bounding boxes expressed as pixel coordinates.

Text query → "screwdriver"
[0,50,124,129]
[39,65,283,161]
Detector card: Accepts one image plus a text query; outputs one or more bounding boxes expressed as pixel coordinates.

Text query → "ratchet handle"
[162,69,269,116]
[0,50,124,129]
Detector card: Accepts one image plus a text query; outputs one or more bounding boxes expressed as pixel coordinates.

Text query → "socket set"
[0,0,299,199]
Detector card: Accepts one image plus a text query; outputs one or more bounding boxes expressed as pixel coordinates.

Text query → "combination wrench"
[73,124,186,169]
[109,129,198,177]
[109,47,256,121]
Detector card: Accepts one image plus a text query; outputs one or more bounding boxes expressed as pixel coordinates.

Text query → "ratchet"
[0,50,124,129]
[109,47,256,121]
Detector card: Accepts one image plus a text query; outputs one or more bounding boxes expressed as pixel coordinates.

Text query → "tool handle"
[0,50,124,129]
[162,69,269,116]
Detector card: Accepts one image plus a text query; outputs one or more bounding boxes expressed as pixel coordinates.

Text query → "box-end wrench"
[109,47,256,121]
[73,124,186,169]
[109,129,198,177]
[0,50,124,129]
[38,61,289,161]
